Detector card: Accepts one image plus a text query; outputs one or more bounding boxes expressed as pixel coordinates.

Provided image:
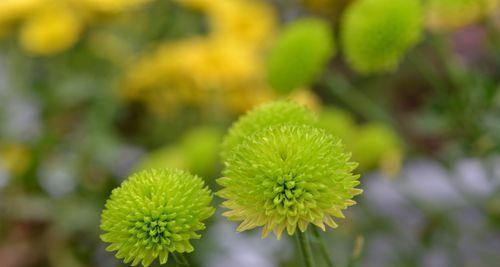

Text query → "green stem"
[311,228,335,267]
[172,253,190,267]
[296,231,315,267]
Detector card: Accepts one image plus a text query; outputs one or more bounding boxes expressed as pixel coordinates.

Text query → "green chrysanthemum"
[180,127,222,177]
[341,0,423,74]
[352,123,403,171]
[100,168,214,266]
[266,18,335,94]
[217,124,362,239]
[318,107,358,148]
[221,100,316,160]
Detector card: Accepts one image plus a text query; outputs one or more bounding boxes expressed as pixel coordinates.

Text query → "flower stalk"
[296,230,315,267]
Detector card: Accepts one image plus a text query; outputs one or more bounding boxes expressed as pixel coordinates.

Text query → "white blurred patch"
[422,248,449,267]
[400,159,467,209]
[2,96,42,141]
[453,158,492,197]
[38,152,78,197]
[105,144,144,179]
[0,160,10,189]
[205,216,292,267]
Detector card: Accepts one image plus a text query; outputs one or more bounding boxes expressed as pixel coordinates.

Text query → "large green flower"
[217,124,361,239]
[100,168,214,266]
[341,0,423,73]
[221,100,316,161]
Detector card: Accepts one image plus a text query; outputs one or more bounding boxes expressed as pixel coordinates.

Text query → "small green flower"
[217,124,361,239]
[266,18,335,94]
[341,0,423,73]
[180,126,222,177]
[352,122,403,172]
[318,107,358,149]
[100,168,214,266]
[221,100,316,160]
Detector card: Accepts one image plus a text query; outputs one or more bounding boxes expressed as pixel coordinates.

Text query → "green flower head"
[180,127,222,178]
[217,124,362,239]
[267,18,335,94]
[318,107,358,148]
[221,100,316,161]
[352,122,403,171]
[100,168,214,266]
[341,0,423,74]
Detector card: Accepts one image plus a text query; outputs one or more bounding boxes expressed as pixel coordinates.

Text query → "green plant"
[100,168,214,266]
[266,18,335,94]
[220,100,317,161]
[218,123,361,239]
[341,0,423,73]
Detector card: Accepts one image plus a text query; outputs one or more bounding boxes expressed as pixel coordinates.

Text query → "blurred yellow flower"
[19,4,83,56]
[425,0,500,31]
[207,0,277,47]
[122,0,278,115]
[0,0,150,56]
[0,0,42,25]
[0,143,31,175]
[122,38,265,112]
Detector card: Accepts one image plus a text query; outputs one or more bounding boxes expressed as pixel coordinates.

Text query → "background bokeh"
[0,0,499,266]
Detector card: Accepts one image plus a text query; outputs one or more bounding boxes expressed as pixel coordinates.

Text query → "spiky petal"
[221,100,316,161]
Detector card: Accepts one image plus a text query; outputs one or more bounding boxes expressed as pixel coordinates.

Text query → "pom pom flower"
[352,123,403,174]
[266,18,335,94]
[100,168,214,266]
[217,124,361,239]
[341,0,423,74]
[220,100,316,160]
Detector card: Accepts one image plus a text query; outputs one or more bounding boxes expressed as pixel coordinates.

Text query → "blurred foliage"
[0,0,499,266]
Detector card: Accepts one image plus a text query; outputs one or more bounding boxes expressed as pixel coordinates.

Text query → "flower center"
[272,173,303,210]
[129,214,174,250]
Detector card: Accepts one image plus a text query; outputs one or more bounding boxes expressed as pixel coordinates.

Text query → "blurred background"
[0,0,499,266]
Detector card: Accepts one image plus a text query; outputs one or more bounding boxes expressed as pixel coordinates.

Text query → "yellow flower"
[19,3,83,56]
[122,37,264,113]
[122,37,270,114]
[207,0,277,48]
[1,0,150,55]
[0,0,42,26]
[0,143,31,175]
[122,0,279,115]
[425,0,500,31]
